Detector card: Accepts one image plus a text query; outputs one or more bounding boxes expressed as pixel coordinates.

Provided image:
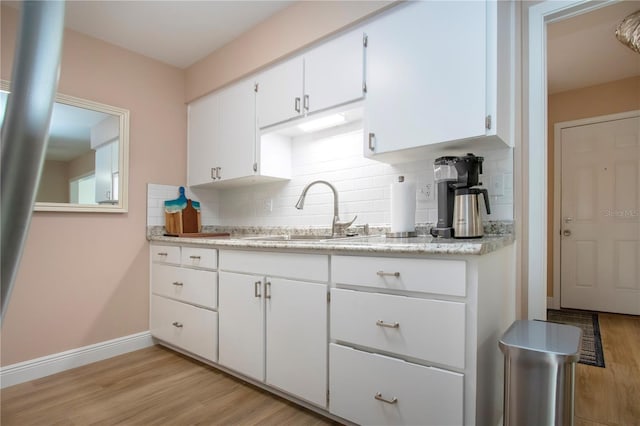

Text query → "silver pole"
[1,1,66,320]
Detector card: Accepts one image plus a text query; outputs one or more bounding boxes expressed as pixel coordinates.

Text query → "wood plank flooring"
[0,346,336,425]
[574,313,640,426]
[2,312,638,425]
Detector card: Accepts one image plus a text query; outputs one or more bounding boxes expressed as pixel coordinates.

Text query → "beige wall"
[185,0,394,101]
[68,150,96,180]
[1,5,186,365]
[37,160,69,203]
[547,76,640,296]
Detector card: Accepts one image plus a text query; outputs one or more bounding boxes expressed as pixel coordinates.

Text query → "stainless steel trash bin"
[499,320,582,426]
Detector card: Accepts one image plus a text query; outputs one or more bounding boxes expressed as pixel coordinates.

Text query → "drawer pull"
[374,392,398,404]
[377,270,400,278]
[265,281,271,299]
[254,281,262,298]
[189,255,201,260]
[157,252,168,256]
[172,322,183,328]
[172,281,183,287]
[376,320,400,329]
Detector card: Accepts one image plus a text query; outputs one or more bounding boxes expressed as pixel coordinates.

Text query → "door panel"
[560,115,640,314]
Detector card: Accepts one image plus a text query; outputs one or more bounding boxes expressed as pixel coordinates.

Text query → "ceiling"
[547,1,640,94]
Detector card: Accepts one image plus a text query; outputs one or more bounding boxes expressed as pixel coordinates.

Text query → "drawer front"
[332,255,466,297]
[329,344,463,426]
[181,247,217,270]
[151,245,181,265]
[331,289,465,368]
[150,295,218,362]
[152,264,217,309]
[220,250,328,282]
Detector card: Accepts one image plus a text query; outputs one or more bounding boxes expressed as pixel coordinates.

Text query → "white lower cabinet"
[150,295,218,362]
[150,245,218,362]
[218,251,329,407]
[330,344,463,426]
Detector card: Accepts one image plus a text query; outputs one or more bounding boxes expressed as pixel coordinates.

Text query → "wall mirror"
[0,80,129,212]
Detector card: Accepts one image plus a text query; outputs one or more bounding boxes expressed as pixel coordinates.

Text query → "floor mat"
[547,309,605,368]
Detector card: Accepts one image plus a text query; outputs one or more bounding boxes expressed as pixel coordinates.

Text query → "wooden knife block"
[165,199,201,234]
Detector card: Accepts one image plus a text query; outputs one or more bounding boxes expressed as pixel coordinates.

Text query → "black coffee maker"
[430,153,486,238]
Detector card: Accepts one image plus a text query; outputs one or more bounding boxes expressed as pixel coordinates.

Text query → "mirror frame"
[1,80,130,213]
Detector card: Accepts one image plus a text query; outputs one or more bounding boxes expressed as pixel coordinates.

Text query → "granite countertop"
[147,222,514,256]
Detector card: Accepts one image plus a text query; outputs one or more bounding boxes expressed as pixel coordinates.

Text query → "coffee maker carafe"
[430,153,490,238]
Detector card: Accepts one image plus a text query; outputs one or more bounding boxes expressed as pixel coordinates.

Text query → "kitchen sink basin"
[242,234,355,242]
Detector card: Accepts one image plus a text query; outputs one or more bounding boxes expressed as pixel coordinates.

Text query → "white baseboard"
[0,331,154,388]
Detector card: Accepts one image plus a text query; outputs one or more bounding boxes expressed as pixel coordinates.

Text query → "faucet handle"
[333,215,358,236]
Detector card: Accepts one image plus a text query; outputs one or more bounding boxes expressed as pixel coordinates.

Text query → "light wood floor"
[2,313,638,425]
[574,313,640,426]
[0,346,337,425]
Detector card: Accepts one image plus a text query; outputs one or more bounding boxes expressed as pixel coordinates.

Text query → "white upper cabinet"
[364,1,513,161]
[188,78,291,187]
[257,30,366,129]
[257,56,304,128]
[303,30,365,115]
[187,92,220,187]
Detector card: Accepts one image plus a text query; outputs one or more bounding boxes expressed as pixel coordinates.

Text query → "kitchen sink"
[242,234,356,242]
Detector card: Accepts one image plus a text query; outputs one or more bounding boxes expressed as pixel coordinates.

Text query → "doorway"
[554,112,640,314]
[526,0,640,319]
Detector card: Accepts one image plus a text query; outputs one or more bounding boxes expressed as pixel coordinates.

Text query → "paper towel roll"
[390,176,416,233]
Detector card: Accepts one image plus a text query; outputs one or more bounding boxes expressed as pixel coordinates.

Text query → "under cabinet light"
[297,113,346,133]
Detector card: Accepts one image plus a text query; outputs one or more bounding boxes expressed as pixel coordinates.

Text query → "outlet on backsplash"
[421,183,435,202]
[257,198,273,214]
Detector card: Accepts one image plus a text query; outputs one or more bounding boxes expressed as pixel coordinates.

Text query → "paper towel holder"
[387,175,417,238]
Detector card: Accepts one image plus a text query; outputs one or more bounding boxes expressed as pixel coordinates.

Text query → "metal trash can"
[499,320,582,426]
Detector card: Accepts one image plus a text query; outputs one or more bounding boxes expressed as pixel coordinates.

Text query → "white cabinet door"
[216,79,256,181]
[218,271,265,381]
[257,56,304,128]
[364,1,487,156]
[304,30,365,114]
[188,93,219,186]
[94,141,116,203]
[265,278,327,407]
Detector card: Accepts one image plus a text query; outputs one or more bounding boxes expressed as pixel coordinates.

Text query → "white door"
[218,271,265,380]
[560,116,640,314]
[265,278,327,407]
[304,29,364,115]
[216,79,256,181]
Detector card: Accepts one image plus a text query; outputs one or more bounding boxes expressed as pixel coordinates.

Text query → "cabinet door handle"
[189,255,201,260]
[368,132,376,151]
[211,167,216,180]
[157,252,168,257]
[303,94,309,112]
[172,321,183,328]
[376,270,400,278]
[172,281,183,287]
[374,392,398,404]
[376,320,400,329]
[254,281,262,298]
[265,281,271,299]
[295,97,301,113]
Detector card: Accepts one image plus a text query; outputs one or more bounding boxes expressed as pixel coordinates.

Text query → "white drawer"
[150,295,218,362]
[181,246,217,270]
[220,250,328,282]
[331,288,465,368]
[332,255,466,297]
[152,264,217,309]
[151,245,180,265]
[329,344,463,426]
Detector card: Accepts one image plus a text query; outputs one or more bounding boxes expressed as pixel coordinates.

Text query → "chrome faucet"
[295,180,357,237]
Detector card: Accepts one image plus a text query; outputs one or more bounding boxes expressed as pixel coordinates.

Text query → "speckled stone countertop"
[147,222,514,256]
